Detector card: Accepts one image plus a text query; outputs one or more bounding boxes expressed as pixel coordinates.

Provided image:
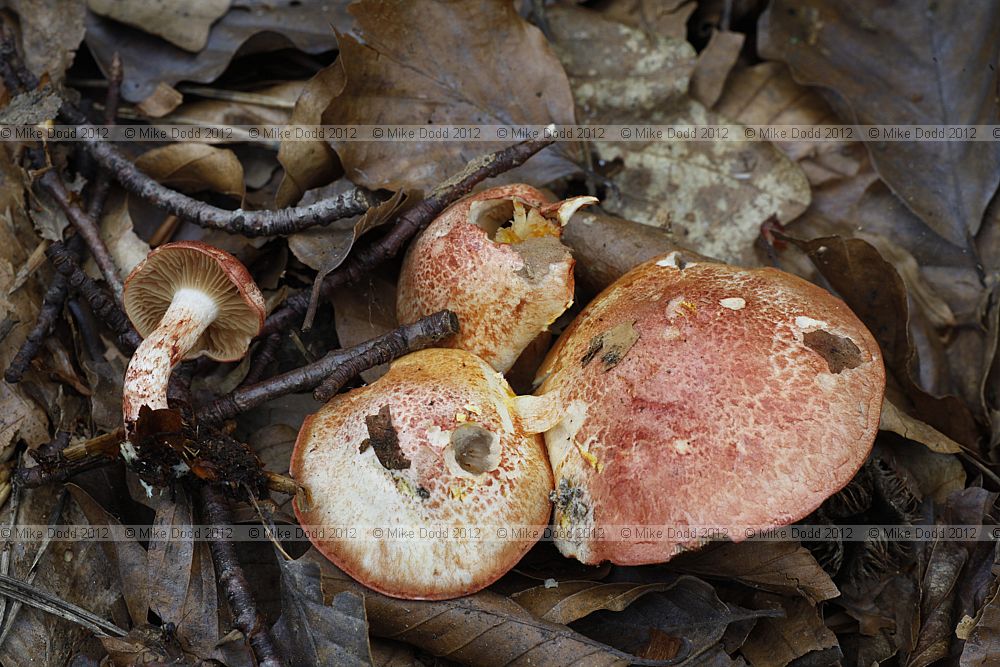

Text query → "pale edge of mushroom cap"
[534,254,886,565]
[123,241,265,362]
[396,184,593,373]
[290,348,554,600]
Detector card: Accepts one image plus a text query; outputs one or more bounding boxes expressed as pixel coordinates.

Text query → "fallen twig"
[263,137,554,333]
[45,240,141,353]
[198,310,459,425]
[198,484,287,667]
[241,333,282,387]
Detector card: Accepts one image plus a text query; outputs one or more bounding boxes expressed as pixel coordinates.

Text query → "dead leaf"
[87,0,230,53]
[84,1,352,104]
[331,273,398,384]
[962,571,1000,666]
[272,555,373,666]
[670,541,840,604]
[690,30,745,109]
[547,4,696,120]
[879,400,962,455]
[512,580,681,625]
[594,98,811,265]
[326,0,578,192]
[134,143,246,201]
[91,189,150,278]
[275,62,345,207]
[739,593,839,667]
[313,551,664,666]
[759,0,1000,251]
[5,0,86,83]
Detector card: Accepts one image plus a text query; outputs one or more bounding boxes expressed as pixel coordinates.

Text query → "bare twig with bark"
[199,310,459,425]
[263,137,554,333]
[198,483,287,667]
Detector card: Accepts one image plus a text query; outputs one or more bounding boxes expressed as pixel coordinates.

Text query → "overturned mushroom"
[397,184,595,372]
[533,254,885,565]
[290,348,555,600]
[122,242,264,452]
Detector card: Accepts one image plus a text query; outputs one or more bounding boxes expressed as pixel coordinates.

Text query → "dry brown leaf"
[597,0,695,39]
[881,438,966,505]
[331,273,397,384]
[714,61,867,187]
[740,593,839,667]
[85,1,351,104]
[313,551,664,667]
[547,4,695,120]
[759,0,1000,251]
[157,81,303,131]
[134,143,245,201]
[689,30,745,109]
[326,0,578,193]
[5,0,86,83]
[962,577,1000,666]
[92,190,150,278]
[87,0,230,53]
[276,62,344,207]
[511,580,680,625]
[670,541,840,604]
[879,400,962,455]
[594,98,810,266]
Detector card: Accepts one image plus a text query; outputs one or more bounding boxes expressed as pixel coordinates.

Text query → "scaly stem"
[122,288,218,435]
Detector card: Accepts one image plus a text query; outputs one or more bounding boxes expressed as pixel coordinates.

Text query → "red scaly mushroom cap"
[397,184,595,373]
[290,348,554,600]
[534,253,885,565]
[123,241,265,362]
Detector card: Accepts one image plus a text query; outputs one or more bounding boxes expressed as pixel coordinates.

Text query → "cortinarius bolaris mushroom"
[122,241,264,445]
[290,348,555,600]
[533,253,885,565]
[397,184,596,372]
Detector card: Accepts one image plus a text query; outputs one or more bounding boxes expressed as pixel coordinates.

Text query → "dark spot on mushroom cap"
[803,330,864,374]
[450,423,495,474]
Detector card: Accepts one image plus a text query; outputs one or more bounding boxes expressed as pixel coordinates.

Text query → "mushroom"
[121,241,264,446]
[290,348,556,600]
[397,184,596,373]
[532,253,885,565]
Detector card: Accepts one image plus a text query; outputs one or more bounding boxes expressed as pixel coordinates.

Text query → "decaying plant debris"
[0,0,998,665]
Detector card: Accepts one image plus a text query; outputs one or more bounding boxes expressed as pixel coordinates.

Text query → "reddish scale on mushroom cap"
[397,184,593,373]
[290,348,553,600]
[534,253,886,565]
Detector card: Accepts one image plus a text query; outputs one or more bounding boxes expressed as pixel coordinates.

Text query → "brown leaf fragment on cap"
[600,322,640,371]
[360,405,411,470]
[803,330,864,374]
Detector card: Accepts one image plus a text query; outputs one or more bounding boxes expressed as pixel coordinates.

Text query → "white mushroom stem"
[122,288,219,436]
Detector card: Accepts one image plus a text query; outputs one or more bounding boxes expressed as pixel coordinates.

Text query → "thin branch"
[13,456,115,489]
[314,310,459,401]
[83,51,124,225]
[198,310,459,425]
[198,484,287,667]
[38,171,123,302]
[45,240,141,353]
[241,333,282,387]
[263,137,554,333]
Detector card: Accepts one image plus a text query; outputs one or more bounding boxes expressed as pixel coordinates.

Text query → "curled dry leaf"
[134,143,246,201]
[85,0,352,104]
[311,552,670,667]
[512,579,684,625]
[689,30,745,109]
[759,0,1000,250]
[158,81,304,140]
[275,62,344,208]
[670,541,840,604]
[879,400,962,455]
[95,190,151,277]
[272,555,373,667]
[739,593,840,667]
[87,0,230,53]
[325,0,578,193]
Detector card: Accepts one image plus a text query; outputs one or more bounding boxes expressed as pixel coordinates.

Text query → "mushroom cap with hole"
[533,253,885,565]
[397,184,594,373]
[290,348,554,600]
[123,241,265,362]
